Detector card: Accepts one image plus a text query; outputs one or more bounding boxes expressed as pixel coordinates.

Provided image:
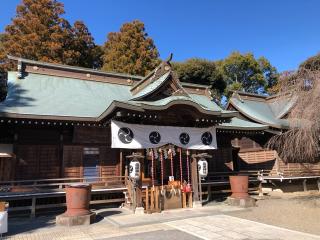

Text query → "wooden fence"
[0,176,126,218]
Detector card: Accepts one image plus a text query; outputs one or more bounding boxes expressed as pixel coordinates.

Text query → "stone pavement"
[166,215,320,240]
[105,204,244,227]
[3,205,320,240]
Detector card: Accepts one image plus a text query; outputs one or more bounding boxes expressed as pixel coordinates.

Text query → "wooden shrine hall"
[0,55,268,215]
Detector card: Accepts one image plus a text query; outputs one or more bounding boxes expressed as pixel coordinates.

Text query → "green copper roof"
[1,71,233,121]
[127,95,221,114]
[229,97,289,129]
[131,72,171,100]
[218,117,268,130]
[189,94,222,112]
[0,72,132,120]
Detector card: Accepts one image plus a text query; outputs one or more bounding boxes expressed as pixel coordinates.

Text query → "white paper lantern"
[129,160,141,179]
[198,158,208,178]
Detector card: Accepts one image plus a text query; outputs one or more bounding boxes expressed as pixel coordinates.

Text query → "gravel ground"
[226,190,320,235]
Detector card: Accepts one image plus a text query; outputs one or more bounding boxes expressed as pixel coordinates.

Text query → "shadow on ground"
[7,215,56,236]
[6,208,126,236]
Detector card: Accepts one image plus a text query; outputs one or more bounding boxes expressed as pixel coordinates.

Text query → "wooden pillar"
[155,187,159,212]
[59,132,64,178]
[145,186,149,212]
[124,165,128,185]
[182,192,187,208]
[136,186,143,208]
[303,179,307,192]
[119,151,123,177]
[31,197,36,219]
[191,156,200,205]
[12,131,18,180]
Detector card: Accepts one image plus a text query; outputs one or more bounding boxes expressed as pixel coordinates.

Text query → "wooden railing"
[0,176,127,218]
[0,176,125,193]
[201,171,260,202]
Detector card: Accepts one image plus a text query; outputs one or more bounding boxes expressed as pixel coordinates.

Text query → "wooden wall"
[0,124,122,180]
[63,145,83,178]
[16,145,60,180]
[208,148,233,173]
[0,157,16,181]
[238,150,320,176]
[99,146,120,178]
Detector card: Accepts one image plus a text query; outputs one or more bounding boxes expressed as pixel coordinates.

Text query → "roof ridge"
[7,55,143,80]
[233,91,268,99]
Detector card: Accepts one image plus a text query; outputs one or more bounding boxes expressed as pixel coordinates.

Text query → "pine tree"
[102,20,160,76]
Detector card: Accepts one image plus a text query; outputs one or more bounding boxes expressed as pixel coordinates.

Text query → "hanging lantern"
[198,158,208,178]
[129,160,140,179]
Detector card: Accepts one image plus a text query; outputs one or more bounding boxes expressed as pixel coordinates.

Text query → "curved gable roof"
[228,92,290,129]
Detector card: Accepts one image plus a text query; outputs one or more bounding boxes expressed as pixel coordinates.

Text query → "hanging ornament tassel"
[186,149,190,184]
[179,148,183,182]
[154,148,158,160]
[170,148,174,178]
[151,149,155,189]
[160,149,164,189]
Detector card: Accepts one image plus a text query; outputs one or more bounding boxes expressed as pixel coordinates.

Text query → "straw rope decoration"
[186,149,190,183]
[160,149,164,189]
[170,148,174,177]
[179,148,183,181]
[151,149,155,188]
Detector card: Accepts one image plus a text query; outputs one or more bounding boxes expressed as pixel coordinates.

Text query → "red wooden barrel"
[229,175,249,199]
[65,183,91,217]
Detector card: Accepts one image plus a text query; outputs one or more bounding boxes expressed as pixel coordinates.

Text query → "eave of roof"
[131,72,171,100]
[217,117,268,130]
[228,98,289,129]
[130,64,159,91]
[97,97,238,121]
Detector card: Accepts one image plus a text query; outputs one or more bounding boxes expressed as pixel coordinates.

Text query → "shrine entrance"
[111,112,218,213]
[123,146,213,213]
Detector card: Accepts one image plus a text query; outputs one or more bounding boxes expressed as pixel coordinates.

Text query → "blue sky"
[1,0,320,72]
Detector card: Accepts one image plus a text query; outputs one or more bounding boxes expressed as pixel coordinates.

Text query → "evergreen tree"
[221,52,278,95]
[71,21,103,69]
[102,20,160,76]
[0,34,7,101]
[173,58,226,97]
[0,0,100,71]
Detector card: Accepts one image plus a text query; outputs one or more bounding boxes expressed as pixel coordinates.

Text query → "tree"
[102,20,160,76]
[267,64,320,163]
[0,0,100,71]
[172,58,226,97]
[0,34,7,101]
[221,52,278,95]
[267,54,320,163]
[268,70,295,94]
[299,53,320,71]
[71,21,103,69]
